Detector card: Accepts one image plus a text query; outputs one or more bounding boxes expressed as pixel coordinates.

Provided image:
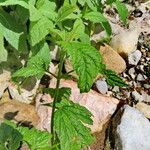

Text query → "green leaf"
[0,122,23,150]
[0,9,23,49]
[83,11,112,36]
[29,17,53,46]
[59,42,101,92]
[54,99,94,150]
[2,120,52,150]
[0,0,29,8]
[36,0,57,21]
[99,64,128,87]
[12,42,50,78]
[114,0,128,25]
[66,19,85,41]
[78,0,86,6]
[29,4,43,21]
[105,69,128,87]
[44,87,71,102]
[18,126,51,150]
[56,5,77,23]
[0,29,7,63]
[86,0,97,11]
[106,0,115,5]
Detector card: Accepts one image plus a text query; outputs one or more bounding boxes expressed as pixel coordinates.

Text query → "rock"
[115,105,150,150]
[135,102,150,118]
[100,44,126,74]
[95,79,108,94]
[0,82,9,98]
[131,91,144,102]
[128,67,136,79]
[0,100,39,127]
[112,86,120,93]
[0,70,11,98]
[141,91,150,103]
[36,79,119,133]
[144,84,150,89]
[110,28,140,57]
[128,50,142,65]
[8,77,40,104]
[136,73,146,81]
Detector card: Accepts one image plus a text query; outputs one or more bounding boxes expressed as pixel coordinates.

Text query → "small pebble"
[136,74,146,81]
[112,86,120,93]
[144,84,150,89]
[128,67,136,79]
[131,91,144,102]
[133,9,143,18]
[96,80,108,94]
[128,50,142,65]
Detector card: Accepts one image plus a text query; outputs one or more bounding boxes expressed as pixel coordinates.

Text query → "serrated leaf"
[54,99,94,150]
[0,0,29,8]
[83,11,112,36]
[105,69,128,87]
[3,120,52,150]
[36,0,57,21]
[29,17,53,46]
[0,122,23,150]
[59,42,101,92]
[114,0,128,25]
[66,19,85,41]
[12,42,50,78]
[18,126,51,150]
[99,64,127,87]
[29,4,43,21]
[56,5,77,23]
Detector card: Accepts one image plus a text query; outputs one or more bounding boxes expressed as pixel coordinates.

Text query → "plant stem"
[51,50,65,146]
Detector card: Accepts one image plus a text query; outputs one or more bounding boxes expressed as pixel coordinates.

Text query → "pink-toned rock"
[36,79,119,133]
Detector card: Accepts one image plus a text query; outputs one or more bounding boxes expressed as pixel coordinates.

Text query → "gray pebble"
[136,74,146,81]
[96,80,108,94]
[132,91,144,102]
[128,50,142,65]
[144,84,150,89]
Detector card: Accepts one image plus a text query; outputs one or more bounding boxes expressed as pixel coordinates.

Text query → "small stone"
[141,91,150,103]
[110,28,141,58]
[128,50,142,65]
[136,102,150,118]
[133,9,143,18]
[144,84,150,89]
[96,80,108,94]
[128,67,136,79]
[115,105,150,150]
[131,91,144,102]
[112,86,120,93]
[136,73,146,81]
[99,44,126,74]
[128,67,135,75]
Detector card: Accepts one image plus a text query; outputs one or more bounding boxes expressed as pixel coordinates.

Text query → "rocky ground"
[0,1,149,150]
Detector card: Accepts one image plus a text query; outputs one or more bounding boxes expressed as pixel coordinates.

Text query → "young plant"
[0,0,128,149]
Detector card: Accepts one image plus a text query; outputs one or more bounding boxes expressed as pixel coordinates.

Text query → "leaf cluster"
[0,0,128,149]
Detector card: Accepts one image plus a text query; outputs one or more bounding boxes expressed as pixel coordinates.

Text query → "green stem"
[51,50,65,146]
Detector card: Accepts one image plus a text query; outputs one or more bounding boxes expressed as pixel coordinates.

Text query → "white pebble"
[96,80,108,94]
[128,50,142,65]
